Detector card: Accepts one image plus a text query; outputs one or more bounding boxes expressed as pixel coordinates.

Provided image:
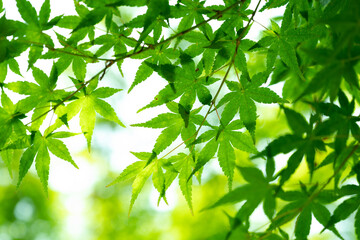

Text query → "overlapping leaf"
[218,73,286,138]
[189,119,257,190]
[45,78,124,151]
[17,131,78,194]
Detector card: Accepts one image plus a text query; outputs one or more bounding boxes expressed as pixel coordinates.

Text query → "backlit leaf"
[129,61,153,93]
[35,141,50,194]
[39,0,50,26]
[218,140,236,190]
[80,97,96,151]
[16,0,39,26]
[92,87,122,98]
[93,98,125,127]
[129,161,155,214]
[17,145,37,187]
[46,138,78,168]
[107,161,146,187]
[179,154,194,213]
[189,138,218,179]
[72,7,107,32]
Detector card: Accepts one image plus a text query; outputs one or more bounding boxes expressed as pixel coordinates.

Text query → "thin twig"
[26,61,116,126]
[191,0,262,142]
[26,1,244,128]
[18,40,111,61]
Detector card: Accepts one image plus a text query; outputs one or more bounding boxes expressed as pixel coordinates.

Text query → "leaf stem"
[192,0,263,142]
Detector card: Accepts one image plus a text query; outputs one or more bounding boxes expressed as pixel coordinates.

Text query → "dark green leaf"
[106,0,147,7]
[280,148,305,185]
[73,7,107,32]
[206,184,253,209]
[238,167,266,185]
[135,0,170,50]
[355,208,360,240]
[312,202,343,239]
[48,63,58,90]
[263,190,276,219]
[295,206,312,239]
[326,197,360,229]
[283,107,309,136]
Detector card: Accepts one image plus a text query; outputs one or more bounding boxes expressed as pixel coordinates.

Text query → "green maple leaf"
[189,120,257,190]
[260,0,289,11]
[17,131,78,194]
[106,0,147,7]
[16,0,39,27]
[45,78,124,151]
[269,184,343,239]
[133,103,205,159]
[206,167,274,225]
[139,53,219,111]
[171,153,195,213]
[15,0,62,67]
[134,0,170,50]
[72,7,107,33]
[5,64,69,131]
[218,72,286,138]
[128,47,180,92]
[108,151,195,214]
[259,107,325,184]
[0,90,31,150]
[107,152,154,215]
[16,0,61,30]
[298,49,360,101]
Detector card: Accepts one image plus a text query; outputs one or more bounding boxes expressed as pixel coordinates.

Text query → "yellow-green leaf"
[129,161,155,214]
[35,141,50,194]
[80,97,96,151]
[46,138,78,168]
[93,98,125,127]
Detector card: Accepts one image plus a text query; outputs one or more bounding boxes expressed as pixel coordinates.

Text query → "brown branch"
[18,40,112,61]
[113,1,245,62]
[155,0,262,161]
[190,0,263,142]
[25,0,244,129]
